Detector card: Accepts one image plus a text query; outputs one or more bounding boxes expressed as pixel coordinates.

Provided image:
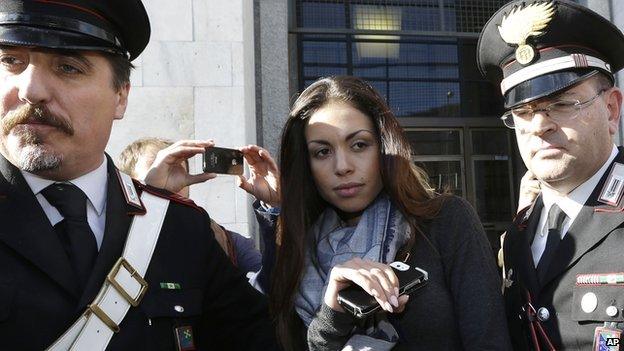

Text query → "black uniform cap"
[0,0,150,61]
[477,0,624,109]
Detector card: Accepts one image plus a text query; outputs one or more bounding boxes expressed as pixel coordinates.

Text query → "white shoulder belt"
[47,175,170,351]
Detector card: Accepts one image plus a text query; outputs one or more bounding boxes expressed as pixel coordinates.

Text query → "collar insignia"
[498,1,556,65]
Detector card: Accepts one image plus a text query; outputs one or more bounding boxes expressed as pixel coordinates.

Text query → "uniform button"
[174,305,185,313]
[581,292,598,313]
[606,305,619,317]
[537,307,550,321]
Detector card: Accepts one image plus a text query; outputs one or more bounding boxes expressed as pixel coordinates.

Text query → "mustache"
[2,105,74,136]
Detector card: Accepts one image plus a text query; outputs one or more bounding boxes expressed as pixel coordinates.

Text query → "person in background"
[516,170,540,214]
[479,1,624,349]
[118,137,262,275]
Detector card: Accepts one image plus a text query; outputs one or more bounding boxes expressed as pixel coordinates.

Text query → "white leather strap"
[47,187,170,351]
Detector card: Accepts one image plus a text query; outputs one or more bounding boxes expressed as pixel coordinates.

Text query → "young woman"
[144,76,511,350]
[238,76,511,350]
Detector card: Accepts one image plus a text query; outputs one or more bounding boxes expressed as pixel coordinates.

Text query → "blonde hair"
[116,137,174,178]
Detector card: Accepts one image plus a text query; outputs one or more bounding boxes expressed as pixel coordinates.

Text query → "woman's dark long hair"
[271,76,447,350]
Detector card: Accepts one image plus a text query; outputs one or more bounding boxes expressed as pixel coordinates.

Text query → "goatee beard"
[1,104,71,172]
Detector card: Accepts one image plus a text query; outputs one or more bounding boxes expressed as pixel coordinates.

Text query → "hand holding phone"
[237,145,281,207]
[336,262,428,319]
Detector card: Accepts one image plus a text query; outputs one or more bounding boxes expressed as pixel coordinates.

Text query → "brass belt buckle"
[107,257,149,307]
[87,304,120,333]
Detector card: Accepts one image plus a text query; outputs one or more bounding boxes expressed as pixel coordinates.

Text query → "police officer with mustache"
[0,1,277,350]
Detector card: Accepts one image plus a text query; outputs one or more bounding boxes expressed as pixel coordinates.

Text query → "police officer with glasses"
[479,0,624,349]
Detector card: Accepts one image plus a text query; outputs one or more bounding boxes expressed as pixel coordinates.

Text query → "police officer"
[478,0,624,349]
[0,1,277,350]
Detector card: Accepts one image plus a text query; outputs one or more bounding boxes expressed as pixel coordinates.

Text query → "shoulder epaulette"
[133,181,204,213]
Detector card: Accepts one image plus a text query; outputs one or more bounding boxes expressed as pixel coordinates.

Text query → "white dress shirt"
[21,158,108,249]
[531,145,618,266]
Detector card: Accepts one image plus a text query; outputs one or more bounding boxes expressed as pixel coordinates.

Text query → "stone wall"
[106,0,257,237]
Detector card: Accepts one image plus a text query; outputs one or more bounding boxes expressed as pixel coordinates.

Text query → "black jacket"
[0,154,278,350]
[259,196,511,350]
[503,147,624,350]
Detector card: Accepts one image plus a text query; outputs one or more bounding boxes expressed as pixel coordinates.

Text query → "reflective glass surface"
[406,130,461,155]
[474,160,512,222]
[417,160,463,196]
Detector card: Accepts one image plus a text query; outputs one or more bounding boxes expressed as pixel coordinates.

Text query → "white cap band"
[500,54,611,95]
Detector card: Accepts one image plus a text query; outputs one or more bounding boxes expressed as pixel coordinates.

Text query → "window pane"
[472,130,510,155]
[296,0,512,33]
[406,130,461,155]
[299,2,346,29]
[390,81,460,117]
[474,160,512,222]
[416,161,463,196]
[302,40,348,78]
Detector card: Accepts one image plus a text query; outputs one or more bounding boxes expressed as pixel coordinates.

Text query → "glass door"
[469,129,515,252]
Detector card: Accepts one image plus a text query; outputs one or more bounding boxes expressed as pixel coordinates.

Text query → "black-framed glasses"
[500,89,607,129]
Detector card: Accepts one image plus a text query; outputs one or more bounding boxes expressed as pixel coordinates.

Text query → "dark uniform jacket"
[0,154,278,350]
[503,147,624,350]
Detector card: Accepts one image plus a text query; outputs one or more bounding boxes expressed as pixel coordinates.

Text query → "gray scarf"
[295,194,411,349]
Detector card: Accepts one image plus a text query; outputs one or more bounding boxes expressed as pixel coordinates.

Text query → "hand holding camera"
[143,139,218,193]
[237,145,281,207]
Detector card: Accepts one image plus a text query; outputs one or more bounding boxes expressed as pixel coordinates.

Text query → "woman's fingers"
[367,267,398,308]
[329,259,399,313]
[237,174,254,194]
[241,145,264,166]
[394,295,410,314]
[257,147,279,171]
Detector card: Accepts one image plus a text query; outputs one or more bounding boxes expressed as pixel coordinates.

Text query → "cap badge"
[498,1,556,65]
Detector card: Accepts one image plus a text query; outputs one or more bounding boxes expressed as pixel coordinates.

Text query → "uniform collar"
[541,144,618,219]
[21,157,108,216]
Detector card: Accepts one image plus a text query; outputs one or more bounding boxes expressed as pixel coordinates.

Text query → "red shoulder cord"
[525,290,557,351]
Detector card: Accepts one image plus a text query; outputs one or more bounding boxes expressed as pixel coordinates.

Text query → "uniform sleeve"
[198,211,280,350]
[436,197,513,350]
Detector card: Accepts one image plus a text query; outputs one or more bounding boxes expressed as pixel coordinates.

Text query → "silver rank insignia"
[599,163,624,207]
[498,1,556,65]
[115,169,145,212]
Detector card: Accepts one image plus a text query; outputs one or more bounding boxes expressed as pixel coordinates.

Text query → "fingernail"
[390,295,399,308]
[386,302,393,313]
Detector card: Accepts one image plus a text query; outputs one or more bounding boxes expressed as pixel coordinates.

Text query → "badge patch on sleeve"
[174,325,196,351]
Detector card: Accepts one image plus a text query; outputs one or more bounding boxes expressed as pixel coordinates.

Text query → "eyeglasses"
[500,89,607,129]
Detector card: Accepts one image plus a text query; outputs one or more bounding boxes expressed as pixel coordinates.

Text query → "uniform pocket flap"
[572,284,624,322]
[140,288,203,318]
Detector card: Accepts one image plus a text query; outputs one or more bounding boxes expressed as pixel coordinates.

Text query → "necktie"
[536,204,567,283]
[42,183,98,291]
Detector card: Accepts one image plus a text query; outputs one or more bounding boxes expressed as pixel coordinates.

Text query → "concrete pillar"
[256,0,291,158]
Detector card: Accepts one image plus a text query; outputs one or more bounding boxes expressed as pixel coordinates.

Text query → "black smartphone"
[336,262,428,319]
[203,147,244,175]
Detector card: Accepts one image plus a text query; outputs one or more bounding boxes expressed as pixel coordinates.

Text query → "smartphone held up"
[203,147,244,175]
